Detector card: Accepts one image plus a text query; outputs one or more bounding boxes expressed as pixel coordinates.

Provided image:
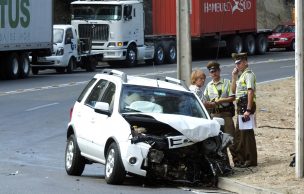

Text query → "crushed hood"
[138,113,221,142]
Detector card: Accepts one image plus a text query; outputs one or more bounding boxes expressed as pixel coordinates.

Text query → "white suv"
[65,69,232,185]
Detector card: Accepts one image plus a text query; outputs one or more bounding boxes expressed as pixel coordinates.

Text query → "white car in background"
[65,69,232,186]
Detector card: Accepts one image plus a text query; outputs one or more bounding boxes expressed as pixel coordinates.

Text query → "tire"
[86,57,97,72]
[154,42,165,65]
[65,134,85,176]
[165,42,177,64]
[19,53,30,78]
[31,67,39,75]
[125,45,137,67]
[255,34,268,54]
[288,40,295,51]
[243,35,256,55]
[105,142,126,185]
[227,35,243,54]
[66,57,76,74]
[5,53,19,79]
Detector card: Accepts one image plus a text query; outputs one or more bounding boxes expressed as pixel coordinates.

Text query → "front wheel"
[125,45,137,67]
[66,57,76,74]
[105,142,126,185]
[65,135,85,176]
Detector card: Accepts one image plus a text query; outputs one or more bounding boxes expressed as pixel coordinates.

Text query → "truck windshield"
[53,29,64,44]
[71,4,122,21]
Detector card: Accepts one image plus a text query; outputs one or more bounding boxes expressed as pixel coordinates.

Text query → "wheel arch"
[66,125,76,140]
[104,137,120,158]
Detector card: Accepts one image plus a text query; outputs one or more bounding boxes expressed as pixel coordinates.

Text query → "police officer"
[231,53,257,168]
[204,61,237,169]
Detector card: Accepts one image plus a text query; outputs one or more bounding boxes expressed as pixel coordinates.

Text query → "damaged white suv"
[65,69,232,185]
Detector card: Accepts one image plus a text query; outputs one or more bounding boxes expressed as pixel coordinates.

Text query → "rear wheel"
[243,35,256,55]
[105,142,126,184]
[19,53,30,78]
[165,42,177,64]
[5,53,19,79]
[227,35,243,54]
[86,57,97,72]
[255,34,268,54]
[154,42,165,65]
[65,135,85,176]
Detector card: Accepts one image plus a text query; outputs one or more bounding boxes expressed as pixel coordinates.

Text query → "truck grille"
[78,24,109,41]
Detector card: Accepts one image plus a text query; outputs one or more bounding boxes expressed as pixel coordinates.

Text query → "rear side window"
[85,79,108,107]
[77,78,97,102]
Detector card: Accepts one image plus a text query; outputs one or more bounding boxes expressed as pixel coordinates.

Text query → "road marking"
[25,102,59,111]
[0,81,88,97]
[280,65,294,68]
[258,76,293,84]
[0,57,295,97]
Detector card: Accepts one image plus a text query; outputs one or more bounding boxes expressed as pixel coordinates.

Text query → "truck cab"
[31,24,100,74]
[70,0,154,67]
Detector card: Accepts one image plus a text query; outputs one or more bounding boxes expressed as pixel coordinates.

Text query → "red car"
[268,24,295,51]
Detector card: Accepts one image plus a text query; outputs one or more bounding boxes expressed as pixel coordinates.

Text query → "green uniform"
[204,78,237,165]
[235,68,257,167]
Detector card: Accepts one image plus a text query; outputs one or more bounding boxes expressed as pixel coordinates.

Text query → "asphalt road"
[0,50,294,194]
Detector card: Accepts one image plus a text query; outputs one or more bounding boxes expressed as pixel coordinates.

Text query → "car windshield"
[53,28,64,43]
[274,25,295,33]
[71,4,122,20]
[119,85,208,118]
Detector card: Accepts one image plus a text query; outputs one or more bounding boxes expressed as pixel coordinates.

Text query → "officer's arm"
[216,95,235,104]
[246,89,254,113]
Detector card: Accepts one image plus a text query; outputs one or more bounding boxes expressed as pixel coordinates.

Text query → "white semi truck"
[0,0,53,79]
[70,0,154,67]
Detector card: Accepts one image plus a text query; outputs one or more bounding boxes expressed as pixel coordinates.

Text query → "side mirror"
[94,102,111,116]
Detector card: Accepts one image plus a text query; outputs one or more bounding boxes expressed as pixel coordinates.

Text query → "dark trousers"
[235,121,258,166]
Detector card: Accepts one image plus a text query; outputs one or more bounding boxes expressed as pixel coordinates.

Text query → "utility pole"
[295,0,304,178]
[176,0,191,85]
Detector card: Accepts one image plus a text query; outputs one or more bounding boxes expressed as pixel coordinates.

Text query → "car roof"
[93,69,190,92]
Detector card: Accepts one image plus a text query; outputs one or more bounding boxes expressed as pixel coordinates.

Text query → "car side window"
[85,79,108,107]
[100,82,116,112]
[77,78,97,102]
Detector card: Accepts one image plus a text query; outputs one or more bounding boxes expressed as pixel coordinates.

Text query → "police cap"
[206,61,220,72]
[231,52,248,64]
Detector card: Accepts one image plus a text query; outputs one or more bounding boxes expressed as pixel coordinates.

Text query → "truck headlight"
[56,47,64,56]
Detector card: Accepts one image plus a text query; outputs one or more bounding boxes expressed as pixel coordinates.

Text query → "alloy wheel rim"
[106,149,115,178]
[66,141,74,169]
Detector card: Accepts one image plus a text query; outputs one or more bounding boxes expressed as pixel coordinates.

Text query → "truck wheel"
[19,53,30,78]
[67,58,76,74]
[228,35,243,54]
[105,142,126,184]
[243,35,256,55]
[86,57,97,72]
[5,53,20,79]
[255,34,268,54]
[154,43,165,65]
[65,134,85,176]
[165,42,177,64]
[125,45,137,67]
[31,67,39,75]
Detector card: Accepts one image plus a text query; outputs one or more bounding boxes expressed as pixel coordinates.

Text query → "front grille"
[78,24,109,41]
